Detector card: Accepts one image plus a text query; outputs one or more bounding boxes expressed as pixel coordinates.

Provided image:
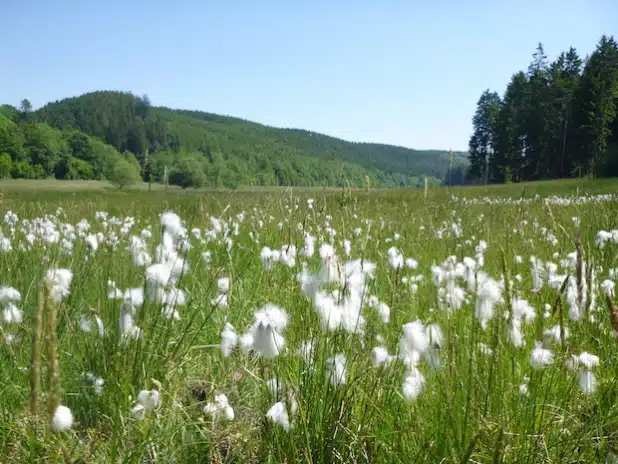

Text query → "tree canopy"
[27,91,467,188]
[468,36,618,184]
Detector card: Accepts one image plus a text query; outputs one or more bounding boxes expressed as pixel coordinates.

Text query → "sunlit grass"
[0,180,617,462]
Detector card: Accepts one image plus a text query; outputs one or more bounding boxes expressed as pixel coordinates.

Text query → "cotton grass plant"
[0,183,618,462]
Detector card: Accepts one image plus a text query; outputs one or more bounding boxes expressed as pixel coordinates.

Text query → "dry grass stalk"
[45,283,60,416]
[29,287,45,416]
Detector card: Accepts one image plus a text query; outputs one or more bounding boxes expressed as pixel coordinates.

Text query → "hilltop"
[1,92,468,188]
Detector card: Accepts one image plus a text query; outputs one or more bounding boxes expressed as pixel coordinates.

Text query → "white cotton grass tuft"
[530,342,553,369]
[119,304,142,341]
[241,304,288,358]
[280,244,297,267]
[530,257,546,291]
[211,293,229,308]
[565,352,600,395]
[374,301,391,324]
[123,287,145,308]
[146,263,173,294]
[203,393,234,421]
[133,389,161,419]
[79,313,105,337]
[402,367,425,401]
[511,298,536,324]
[217,277,230,294]
[301,233,316,258]
[543,324,569,347]
[132,404,146,420]
[506,298,536,347]
[86,372,105,396]
[253,323,285,358]
[371,346,395,368]
[577,370,598,395]
[400,320,428,367]
[266,401,293,431]
[318,244,338,282]
[45,268,74,303]
[266,377,283,397]
[79,315,91,332]
[220,323,238,357]
[162,287,186,318]
[298,340,316,365]
[474,272,502,329]
[260,247,281,270]
[342,239,352,257]
[2,302,23,324]
[85,234,98,253]
[137,389,161,410]
[601,279,615,298]
[0,286,21,305]
[160,211,183,238]
[326,354,348,386]
[577,352,600,369]
[508,321,524,347]
[425,323,443,349]
[51,405,74,432]
[239,332,254,353]
[387,247,404,270]
[425,323,444,368]
[519,376,530,396]
[566,352,600,370]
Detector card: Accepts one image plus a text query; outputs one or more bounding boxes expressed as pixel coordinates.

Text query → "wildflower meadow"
[1,179,618,463]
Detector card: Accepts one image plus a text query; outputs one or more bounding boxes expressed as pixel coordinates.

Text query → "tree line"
[468,35,618,184]
[0,103,141,186]
[1,90,470,189]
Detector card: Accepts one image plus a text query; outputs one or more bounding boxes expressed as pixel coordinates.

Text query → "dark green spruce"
[468,35,618,184]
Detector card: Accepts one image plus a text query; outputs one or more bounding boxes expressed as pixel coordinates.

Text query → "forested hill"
[23,91,467,188]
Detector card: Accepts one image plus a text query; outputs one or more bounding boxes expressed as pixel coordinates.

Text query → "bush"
[11,161,32,179]
[0,153,12,179]
[108,158,141,189]
[55,157,95,180]
[169,157,206,189]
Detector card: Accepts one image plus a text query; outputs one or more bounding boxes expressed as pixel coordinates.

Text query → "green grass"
[1,179,618,462]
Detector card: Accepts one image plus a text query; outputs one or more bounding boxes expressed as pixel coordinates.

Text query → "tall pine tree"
[523,43,550,180]
[546,47,582,178]
[572,35,618,176]
[494,72,528,182]
[468,90,501,184]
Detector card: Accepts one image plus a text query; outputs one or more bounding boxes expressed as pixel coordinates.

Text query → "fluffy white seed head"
[401,320,429,354]
[326,354,348,386]
[51,405,74,432]
[0,286,21,305]
[45,268,73,303]
[530,343,553,369]
[402,367,425,401]
[137,389,160,411]
[266,401,292,431]
[220,323,238,357]
[578,370,597,395]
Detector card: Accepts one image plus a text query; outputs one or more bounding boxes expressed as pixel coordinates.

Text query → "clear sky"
[1,1,616,150]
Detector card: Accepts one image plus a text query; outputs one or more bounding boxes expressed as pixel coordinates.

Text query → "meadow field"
[1,178,618,463]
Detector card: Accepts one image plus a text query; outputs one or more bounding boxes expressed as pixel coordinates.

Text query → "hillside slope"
[0,109,140,182]
[34,91,468,187]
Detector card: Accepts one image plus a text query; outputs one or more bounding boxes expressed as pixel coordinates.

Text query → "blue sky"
[1,1,615,150]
